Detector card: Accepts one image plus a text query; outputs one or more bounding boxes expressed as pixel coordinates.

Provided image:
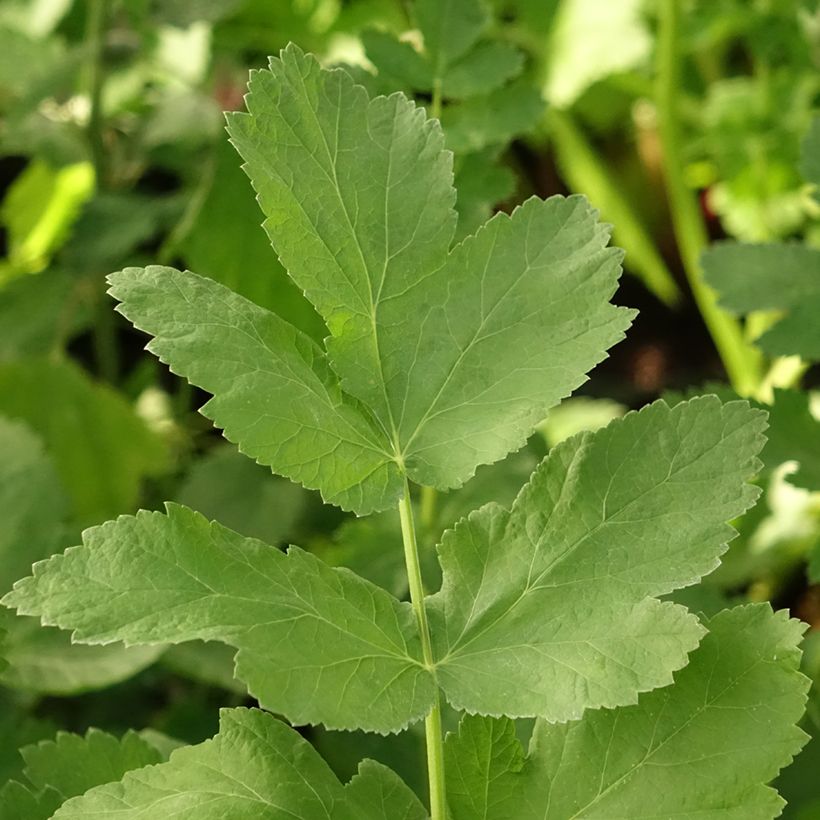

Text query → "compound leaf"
[4,504,434,734]
[702,241,820,361]
[52,708,425,820]
[444,605,808,820]
[428,397,766,720]
[221,46,628,506]
[108,266,402,515]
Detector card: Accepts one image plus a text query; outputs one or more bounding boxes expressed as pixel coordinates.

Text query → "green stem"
[398,481,446,820]
[655,0,764,395]
[549,108,681,307]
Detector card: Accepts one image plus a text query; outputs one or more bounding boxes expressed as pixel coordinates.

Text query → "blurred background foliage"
[0,0,818,814]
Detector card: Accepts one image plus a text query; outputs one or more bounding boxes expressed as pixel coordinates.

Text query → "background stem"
[655,0,764,395]
[549,108,681,307]
[398,482,446,820]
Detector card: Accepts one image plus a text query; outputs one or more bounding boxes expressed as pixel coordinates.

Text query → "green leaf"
[180,139,325,341]
[4,504,434,733]
[361,29,433,92]
[414,0,488,73]
[702,241,820,361]
[442,40,524,99]
[428,397,766,720]
[441,80,544,152]
[0,781,61,820]
[20,728,164,801]
[0,727,167,820]
[117,47,628,513]
[444,604,808,820]
[343,759,428,820]
[51,708,426,819]
[0,359,168,525]
[226,46,456,434]
[444,713,524,819]
[108,266,402,514]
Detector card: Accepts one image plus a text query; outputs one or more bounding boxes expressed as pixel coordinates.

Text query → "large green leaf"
[5,504,434,733]
[215,46,629,511]
[51,708,426,819]
[0,359,168,524]
[702,241,820,361]
[444,605,808,820]
[428,397,766,720]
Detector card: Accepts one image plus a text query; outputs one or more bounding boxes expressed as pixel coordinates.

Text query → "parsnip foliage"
[1,45,809,820]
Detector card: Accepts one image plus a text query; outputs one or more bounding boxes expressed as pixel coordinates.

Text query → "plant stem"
[549,108,682,307]
[398,481,446,820]
[655,0,764,395]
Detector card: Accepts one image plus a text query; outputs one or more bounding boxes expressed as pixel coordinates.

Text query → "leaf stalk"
[655,0,764,395]
[398,480,446,820]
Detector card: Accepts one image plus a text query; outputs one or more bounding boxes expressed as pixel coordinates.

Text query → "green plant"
[1,46,812,819]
